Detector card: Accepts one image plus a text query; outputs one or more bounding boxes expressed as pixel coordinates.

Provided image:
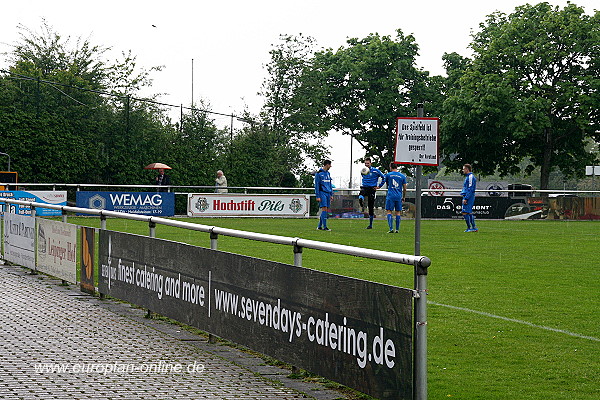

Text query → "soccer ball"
[360,166,370,175]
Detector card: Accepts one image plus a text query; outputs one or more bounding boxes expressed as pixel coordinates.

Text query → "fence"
[0,197,431,400]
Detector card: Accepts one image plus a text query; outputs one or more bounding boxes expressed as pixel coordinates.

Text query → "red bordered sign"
[394,117,439,166]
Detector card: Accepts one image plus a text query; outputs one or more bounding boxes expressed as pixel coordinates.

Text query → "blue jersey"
[383,171,407,200]
[314,168,333,198]
[361,167,385,187]
[461,172,477,201]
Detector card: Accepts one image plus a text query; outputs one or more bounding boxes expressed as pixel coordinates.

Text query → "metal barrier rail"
[2,182,598,196]
[0,196,431,399]
[0,198,431,269]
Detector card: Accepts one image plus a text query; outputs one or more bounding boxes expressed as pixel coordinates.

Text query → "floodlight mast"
[0,152,10,171]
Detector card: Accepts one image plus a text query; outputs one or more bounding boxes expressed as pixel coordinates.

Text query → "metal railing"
[2,182,598,196]
[0,196,431,399]
[0,198,431,269]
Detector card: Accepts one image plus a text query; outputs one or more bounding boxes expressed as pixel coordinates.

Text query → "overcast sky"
[1,1,597,186]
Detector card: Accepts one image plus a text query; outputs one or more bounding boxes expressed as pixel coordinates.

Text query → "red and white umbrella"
[144,162,172,170]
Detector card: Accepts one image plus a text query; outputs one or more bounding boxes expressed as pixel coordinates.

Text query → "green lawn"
[67,216,599,399]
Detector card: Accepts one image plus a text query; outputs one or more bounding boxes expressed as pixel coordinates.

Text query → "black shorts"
[360,186,377,215]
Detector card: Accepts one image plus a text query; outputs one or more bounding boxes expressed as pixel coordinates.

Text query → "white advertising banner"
[427,179,510,197]
[187,194,310,217]
[37,219,77,283]
[3,212,36,269]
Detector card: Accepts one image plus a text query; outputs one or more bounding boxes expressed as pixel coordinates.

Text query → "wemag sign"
[76,191,175,216]
[98,231,413,399]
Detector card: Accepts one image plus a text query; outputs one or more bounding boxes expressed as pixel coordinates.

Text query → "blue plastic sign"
[0,191,67,216]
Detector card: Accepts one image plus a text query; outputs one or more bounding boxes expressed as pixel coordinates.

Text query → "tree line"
[1,2,598,190]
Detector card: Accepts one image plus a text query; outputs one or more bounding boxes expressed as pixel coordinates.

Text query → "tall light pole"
[0,152,10,171]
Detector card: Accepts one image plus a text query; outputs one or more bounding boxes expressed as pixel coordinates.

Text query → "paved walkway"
[0,263,345,400]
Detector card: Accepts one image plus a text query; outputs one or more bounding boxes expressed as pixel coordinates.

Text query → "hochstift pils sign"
[98,230,413,399]
[394,117,440,166]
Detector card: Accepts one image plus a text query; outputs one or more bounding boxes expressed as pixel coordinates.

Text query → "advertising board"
[36,219,77,283]
[0,191,67,216]
[76,191,175,216]
[98,231,413,399]
[187,194,309,217]
[3,212,36,269]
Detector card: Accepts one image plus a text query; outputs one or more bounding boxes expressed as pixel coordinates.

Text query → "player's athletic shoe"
[471,228,478,232]
[388,230,394,234]
[322,227,331,231]
[395,230,399,233]
[366,225,372,229]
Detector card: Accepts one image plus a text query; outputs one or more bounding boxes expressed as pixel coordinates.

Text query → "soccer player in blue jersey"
[315,160,333,231]
[379,163,407,233]
[359,157,385,229]
[460,163,478,232]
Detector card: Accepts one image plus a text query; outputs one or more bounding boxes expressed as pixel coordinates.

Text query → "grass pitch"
[70,216,599,399]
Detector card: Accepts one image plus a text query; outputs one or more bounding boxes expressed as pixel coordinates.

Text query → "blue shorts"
[318,194,331,208]
[385,198,403,212]
[462,197,475,213]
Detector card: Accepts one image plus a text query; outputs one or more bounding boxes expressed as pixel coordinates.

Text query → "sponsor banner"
[187,194,310,217]
[36,219,77,283]
[75,192,175,216]
[98,231,413,399]
[0,191,67,216]
[407,196,522,219]
[427,179,509,197]
[80,227,95,293]
[3,212,36,269]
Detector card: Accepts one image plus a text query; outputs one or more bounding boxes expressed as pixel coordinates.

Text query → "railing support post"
[210,231,218,250]
[149,221,156,238]
[414,259,429,400]
[293,242,303,267]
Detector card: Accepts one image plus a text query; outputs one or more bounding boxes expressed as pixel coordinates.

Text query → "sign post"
[394,105,439,400]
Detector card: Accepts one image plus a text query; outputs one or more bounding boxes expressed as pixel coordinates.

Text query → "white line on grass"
[428,301,600,342]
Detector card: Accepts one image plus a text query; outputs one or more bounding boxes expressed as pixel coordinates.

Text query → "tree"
[291,30,442,169]
[0,22,177,185]
[259,34,328,174]
[441,2,600,189]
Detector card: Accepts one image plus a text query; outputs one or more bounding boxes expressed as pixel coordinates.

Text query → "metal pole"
[210,231,218,250]
[61,209,68,224]
[0,152,10,171]
[415,261,428,400]
[349,136,353,188]
[191,58,194,108]
[149,221,156,238]
[100,215,107,230]
[414,102,426,400]
[293,243,303,267]
[415,103,424,257]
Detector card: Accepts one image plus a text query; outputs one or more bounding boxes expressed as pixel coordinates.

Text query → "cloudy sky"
[1,0,597,186]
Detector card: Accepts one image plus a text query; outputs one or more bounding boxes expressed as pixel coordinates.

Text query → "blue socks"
[369,215,374,227]
[464,214,477,230]
[319,210,328,229]
[396,215,401,231]
[387,214,393,230]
